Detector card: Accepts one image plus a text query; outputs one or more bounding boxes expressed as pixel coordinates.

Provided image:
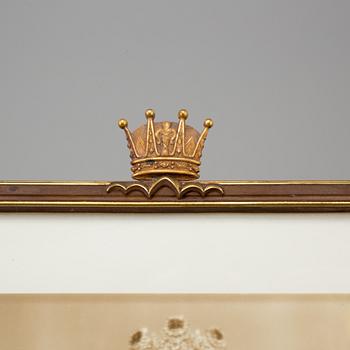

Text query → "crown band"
[133,169,200,180]
[131,157,201,165]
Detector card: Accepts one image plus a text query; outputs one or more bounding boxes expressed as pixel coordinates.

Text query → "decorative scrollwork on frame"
[106,177,224,199]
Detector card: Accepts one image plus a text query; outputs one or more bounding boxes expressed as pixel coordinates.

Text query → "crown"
[129,316,226,350]
[118,109,213,180]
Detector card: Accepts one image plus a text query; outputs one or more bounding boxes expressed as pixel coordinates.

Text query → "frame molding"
[1,180,350,212]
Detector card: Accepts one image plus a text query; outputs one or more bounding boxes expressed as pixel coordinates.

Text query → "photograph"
[1,294,350,350]
[1,0,350,349]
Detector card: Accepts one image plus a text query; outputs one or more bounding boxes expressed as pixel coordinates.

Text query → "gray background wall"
[0,0,349,181]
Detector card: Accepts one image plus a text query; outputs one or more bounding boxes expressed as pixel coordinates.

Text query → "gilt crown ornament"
[129,316,226,350]
[118,109,213,180]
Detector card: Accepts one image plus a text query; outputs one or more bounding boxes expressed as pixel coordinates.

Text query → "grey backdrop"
[0,0,349,181]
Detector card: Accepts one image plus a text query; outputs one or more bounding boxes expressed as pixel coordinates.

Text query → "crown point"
[145,109,155,119]
[204,118,213,128]
[118,118,128,129]
[178,109,188,120]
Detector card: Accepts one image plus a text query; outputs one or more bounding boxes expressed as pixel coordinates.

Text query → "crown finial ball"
[178,109,188,120]
[118,119,128,129]
[145,109,155,119]
[204,118,213,128]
